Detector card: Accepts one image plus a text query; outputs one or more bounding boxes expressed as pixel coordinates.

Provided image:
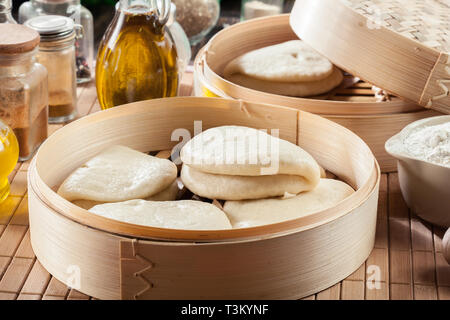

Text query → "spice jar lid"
[290,0,450,115]
[25,15,75,41]
[0,24,40,54]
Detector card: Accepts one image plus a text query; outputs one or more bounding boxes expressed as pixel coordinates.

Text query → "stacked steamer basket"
[194,0,450,172]
[28,97,380,299]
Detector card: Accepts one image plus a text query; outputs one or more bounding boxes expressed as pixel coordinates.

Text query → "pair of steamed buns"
[57,145,232,230]
[57,126,354,230]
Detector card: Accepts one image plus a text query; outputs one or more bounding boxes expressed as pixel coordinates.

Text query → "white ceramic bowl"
[385,116,450,228]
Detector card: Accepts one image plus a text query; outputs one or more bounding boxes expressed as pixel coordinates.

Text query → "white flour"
[403,122,450,167]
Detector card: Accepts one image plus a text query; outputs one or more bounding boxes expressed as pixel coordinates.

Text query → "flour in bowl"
[403,122,450,167]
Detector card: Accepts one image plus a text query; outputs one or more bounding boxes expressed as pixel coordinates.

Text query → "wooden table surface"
[0,79,449,301]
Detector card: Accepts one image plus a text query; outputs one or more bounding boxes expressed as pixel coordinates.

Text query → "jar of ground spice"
[25,15,78,123]
[172,0,220,45]
[0,24,48,161]
[19,0,95,84]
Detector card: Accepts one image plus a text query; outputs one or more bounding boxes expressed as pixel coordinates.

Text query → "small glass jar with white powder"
[241,0,284,21]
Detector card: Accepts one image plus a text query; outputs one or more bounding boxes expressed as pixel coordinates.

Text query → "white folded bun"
[223,179,355,228]
[227,67,343,97]
[180,126,321,200]
[180,164,312,200]
[89,199,232,230]
[72,180,179,210]
[58,145,177,202]
[181,126,320,179]
[224,40,334,82]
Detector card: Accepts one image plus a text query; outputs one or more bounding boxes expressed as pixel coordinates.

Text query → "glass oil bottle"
[96,0,179,109]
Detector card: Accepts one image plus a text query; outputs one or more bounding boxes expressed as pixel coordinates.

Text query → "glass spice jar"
[0,24,48,161]
[172,0,220,45]
[25,15,78,123]
[18,0,94,83]
[0,0,16,24]
[0,120,19,203]
[241,0,284,20]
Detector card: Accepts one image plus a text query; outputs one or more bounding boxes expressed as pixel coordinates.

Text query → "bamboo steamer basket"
[193,14,441,173]
[28,97,380,300]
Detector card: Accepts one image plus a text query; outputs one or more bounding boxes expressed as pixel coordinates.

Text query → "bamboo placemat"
[0,75,449,300]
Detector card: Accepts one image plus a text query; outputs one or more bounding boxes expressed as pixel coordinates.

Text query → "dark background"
[11,0,294,54]
[12,0,244,26]
[12,0,244,49]
[11,0,244,12]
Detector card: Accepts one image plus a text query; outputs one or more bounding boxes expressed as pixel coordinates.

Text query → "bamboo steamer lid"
[0,24,40,54]
[194,14,442,173]
[290,0,450,115]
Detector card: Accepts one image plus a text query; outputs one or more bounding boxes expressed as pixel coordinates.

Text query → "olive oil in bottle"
[0,121,19,203]
[96,1,178,109]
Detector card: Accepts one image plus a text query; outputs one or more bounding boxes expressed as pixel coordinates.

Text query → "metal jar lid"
[24,15,75,42]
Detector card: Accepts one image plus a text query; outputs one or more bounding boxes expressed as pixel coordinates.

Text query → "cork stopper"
[0,24,40,54]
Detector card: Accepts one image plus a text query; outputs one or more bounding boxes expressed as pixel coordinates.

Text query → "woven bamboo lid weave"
[290,0,450,114]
